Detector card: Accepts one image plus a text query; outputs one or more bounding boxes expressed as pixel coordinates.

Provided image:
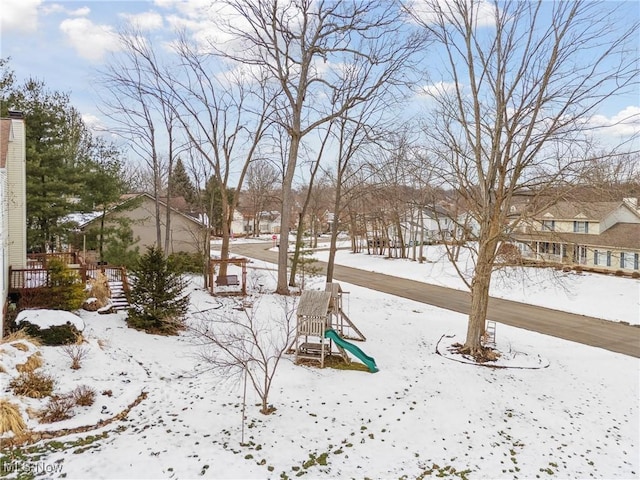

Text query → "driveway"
[229,242,640,358]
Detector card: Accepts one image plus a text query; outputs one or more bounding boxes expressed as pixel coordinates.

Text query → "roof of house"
[537,201,635,222]
[79,192,206,229]
[515,223,640,250]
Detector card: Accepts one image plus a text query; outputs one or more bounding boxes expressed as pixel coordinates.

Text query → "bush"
[20,322,81,346]
[615,269,624,277]
[168,252,204,274]
[632,271,640,279]
[39,395,75,423]
[10,371,55,398]
[62,344,89,369]
[48,259,87,311]
[127,246,190,335]
[71,385,96,406]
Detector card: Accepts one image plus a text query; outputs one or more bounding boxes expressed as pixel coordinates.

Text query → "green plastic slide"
[324,329,378,373]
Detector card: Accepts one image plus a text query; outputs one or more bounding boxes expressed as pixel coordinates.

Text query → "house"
[1,112,27,336]
[513,199,640,272]
[397,205,458,245]
[79,193,207,256]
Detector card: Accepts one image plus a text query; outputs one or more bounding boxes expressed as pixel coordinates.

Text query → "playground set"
[293,282,378,372]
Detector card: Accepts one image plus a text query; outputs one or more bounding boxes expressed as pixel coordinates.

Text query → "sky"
[1,238,637,478]
[1,0,639,146]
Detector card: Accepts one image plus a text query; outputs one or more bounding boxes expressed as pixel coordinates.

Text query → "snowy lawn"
[309,243,639,325]
[1,261,638,479]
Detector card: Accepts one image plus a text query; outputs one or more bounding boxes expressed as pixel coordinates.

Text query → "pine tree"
[127,246,189,335]
[169,158,197,208]
[4,74,92,252]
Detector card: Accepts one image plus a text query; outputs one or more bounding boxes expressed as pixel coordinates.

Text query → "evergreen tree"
[127,246,189,335]
[169,158,197,208]
[81,139,128,261]
[3,73,92,252]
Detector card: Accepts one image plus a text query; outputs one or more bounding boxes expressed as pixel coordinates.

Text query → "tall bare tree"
[220,0,427,293]
[244,160,281,236]
[99,31,184,254]
[409,0,638,358]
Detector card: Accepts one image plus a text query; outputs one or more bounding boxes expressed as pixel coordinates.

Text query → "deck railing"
[9,264,130,297]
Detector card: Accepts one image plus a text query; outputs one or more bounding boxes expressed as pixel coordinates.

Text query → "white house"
[1,112,27,336]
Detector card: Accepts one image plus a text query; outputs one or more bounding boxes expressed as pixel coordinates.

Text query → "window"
[606,251,612,267]
[573,221,589,233]
[594,250,599,265]
[635,253,639,270]
[620,252,626,268]
[542,220,555,231]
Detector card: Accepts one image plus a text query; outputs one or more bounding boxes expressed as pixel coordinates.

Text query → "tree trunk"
[464,240,496,355]
[277,134,300,295]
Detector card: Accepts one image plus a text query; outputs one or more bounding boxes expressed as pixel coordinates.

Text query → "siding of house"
[84,194,206,255]
[516,201,640,272]
[5,117,27,269]
[0,157,7,337]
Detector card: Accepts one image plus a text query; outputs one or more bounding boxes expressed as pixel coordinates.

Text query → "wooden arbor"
[208,258,248,296]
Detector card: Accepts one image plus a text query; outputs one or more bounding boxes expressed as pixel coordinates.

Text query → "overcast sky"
[1,0,639,146]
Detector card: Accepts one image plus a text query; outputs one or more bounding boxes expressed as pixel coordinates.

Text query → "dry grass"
[10,342,29,352]
[87,272,111,307]
[0,399,27,436]
[1,330,41,346]
[10,371,55,398]
[16,353,43,373]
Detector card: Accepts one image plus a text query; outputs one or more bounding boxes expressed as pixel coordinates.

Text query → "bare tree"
[409,0,638,358]
[190,296,296,414]
[244,160,281,236]
[99,31,185,254]
[219,0,427,294]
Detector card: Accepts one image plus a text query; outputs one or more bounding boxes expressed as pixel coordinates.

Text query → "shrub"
[574,265,583,273]
[71,385,96,407]
[632,271,640,279]
[615,269,624,277]
[10,371,55,398]
[48,259,87,311]
[20,322,81,346]
[127,246,190,335]
[168,252,204,274]
[39,395,75,423]
[62,344,89,369]
[0,399,26,436]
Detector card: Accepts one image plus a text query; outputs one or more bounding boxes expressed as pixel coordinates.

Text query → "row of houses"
[393,198,640,273]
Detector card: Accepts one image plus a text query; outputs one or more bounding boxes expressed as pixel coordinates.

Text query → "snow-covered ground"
[1,247,638,479]
[309,242,640,325]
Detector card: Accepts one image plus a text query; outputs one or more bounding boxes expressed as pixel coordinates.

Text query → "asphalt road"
[230,242,640,358]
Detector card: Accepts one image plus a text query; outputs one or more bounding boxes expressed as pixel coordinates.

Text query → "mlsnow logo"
[2,460,64,475]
